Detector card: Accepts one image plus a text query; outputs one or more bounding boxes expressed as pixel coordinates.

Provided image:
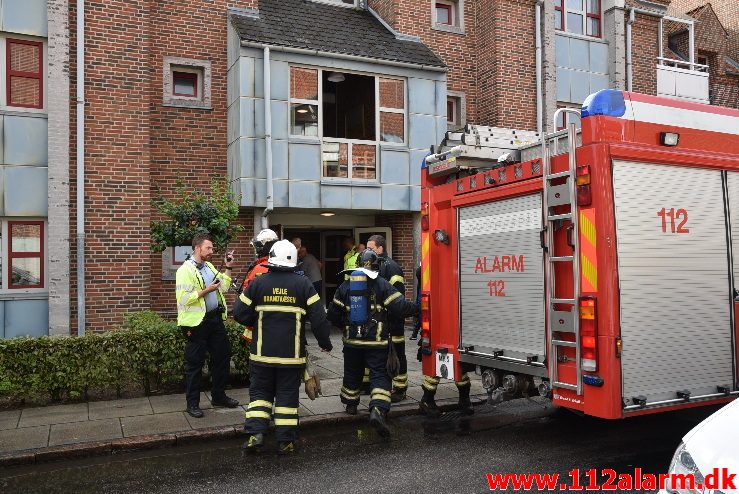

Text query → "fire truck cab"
[420,90,739,419]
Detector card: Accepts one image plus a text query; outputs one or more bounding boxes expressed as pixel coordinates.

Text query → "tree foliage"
[151,178,244,253]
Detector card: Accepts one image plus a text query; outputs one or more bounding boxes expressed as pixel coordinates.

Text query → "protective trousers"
[183,311,231,408]
[244,364,301,442]
[421,373,471,395]
[391,336,408,391]
[342,347,392,412]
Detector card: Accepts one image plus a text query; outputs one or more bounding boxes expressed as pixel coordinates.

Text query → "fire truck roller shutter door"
[612,161,734,407]
[457,193,546,363]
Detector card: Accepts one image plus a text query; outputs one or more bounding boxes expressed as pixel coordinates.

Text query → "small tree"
[151,178,244,254]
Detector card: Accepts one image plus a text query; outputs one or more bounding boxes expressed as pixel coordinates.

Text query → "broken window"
[322,71,376,141]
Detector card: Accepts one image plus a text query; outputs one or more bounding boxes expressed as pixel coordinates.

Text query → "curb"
[0,397,485,468]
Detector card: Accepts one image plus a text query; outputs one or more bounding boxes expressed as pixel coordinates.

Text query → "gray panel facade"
[5,299,49,338]
[555,33,610,105]
[5,166,48,216]
[613,161,734,405]
[1,0,48,36]
[458,194,546,361]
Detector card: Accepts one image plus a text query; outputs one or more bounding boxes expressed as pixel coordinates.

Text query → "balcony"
[656,57,709,104]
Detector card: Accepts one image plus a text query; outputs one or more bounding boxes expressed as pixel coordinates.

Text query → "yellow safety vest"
[343,247,359,280]
[175,260,232,327]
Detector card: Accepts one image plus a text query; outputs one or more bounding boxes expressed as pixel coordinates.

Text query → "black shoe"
[369,407,390,438]
[242,433,264,453]
[186,406,204,418]
[345,403,358,415]
[390,388,407,403]
[458,398,474,416]
[278,441,296,455]
[212,396,240,408]
[419,390,440,418]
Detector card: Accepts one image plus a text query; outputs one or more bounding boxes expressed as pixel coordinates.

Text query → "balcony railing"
[656,57,710,104]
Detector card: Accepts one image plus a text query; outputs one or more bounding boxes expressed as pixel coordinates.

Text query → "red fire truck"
[419,90,739,419]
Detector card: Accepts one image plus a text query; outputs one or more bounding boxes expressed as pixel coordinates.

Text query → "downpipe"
[76,0,86,335]
[535,0,544,133]
[261,46,273,229]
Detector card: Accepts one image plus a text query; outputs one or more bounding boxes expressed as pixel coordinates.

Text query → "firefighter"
[366,234,408,403]
[328,249,418,438]
[176,234,240,418]
[419,373,474,417]
[239,228,279,345]
[233,240,333,455]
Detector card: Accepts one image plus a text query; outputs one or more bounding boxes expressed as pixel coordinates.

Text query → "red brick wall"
[368,0,397,28]
[630,13,660,96]
[70,0,256,331]
[375,212,415,298]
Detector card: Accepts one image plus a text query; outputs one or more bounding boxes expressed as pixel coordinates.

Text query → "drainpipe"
[261,46,273,229]
[626,8,635,91]
[535,0,544,133]
[76,0,86,336]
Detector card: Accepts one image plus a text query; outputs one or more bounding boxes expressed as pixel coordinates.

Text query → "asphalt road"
[1,398,717,494]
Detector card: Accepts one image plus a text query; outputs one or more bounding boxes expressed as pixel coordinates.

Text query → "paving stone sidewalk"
[0,328,488,461]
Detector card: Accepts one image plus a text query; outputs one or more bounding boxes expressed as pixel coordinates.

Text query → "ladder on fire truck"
[542,109,583,395]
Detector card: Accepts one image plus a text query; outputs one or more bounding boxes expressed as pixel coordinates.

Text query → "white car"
[660,399,739,494]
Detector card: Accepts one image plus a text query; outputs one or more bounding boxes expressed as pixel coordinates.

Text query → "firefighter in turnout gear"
[419,373,474,417]
[366,234,409,403]
[233,240,333,454]
[239,229,279,344]
[327,249,418,438]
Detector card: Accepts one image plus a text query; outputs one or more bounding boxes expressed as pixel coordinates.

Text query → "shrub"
[0,311,249,403]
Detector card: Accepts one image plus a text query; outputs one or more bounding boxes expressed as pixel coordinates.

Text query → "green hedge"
[0,311,249,402]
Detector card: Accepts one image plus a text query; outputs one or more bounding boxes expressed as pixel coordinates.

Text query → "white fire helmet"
[251,229,279,255]
[268,239,298,268]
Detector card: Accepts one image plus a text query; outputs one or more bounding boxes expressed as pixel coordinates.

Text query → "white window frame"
[0,218,48,295]
[0,34,48,115]
[432,0,465,34]
[557,0,601,38]
[287,65,408,184]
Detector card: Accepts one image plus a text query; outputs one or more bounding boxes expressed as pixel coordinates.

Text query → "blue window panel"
[1,0,48,37]
[4,116,47,166]
[590,42,609,74]
[557,67,572,102]
[270,61,289,102]
[321,184,352,210]
[239,57,256,98]
[590,73,610,95]
[253,178,267,207]
[239,178,256,207]
[569,37,590,71]
[410,149,427,186]
[271,101,289,141]
[5,299,48,338]
[571,71,591,104]
[5,166,47,216]
[434,81,447,118]
[270,140,289,180]
[289,181,320,208]
[227,142,241,182]
[410,185,421,212]
[409,113,435,150]
[380,149,409,185]
[435,116,446,144]
[289,143,321,181]
[228,102,239,145]
[254,99,265,137]
[227,60,239,107]
[240,98,256,138]
[555,34,570,67]
[273,179,289,208]
[408,78,436,115]
[352,186,381,210]
[381,185,410,211]
[239,138,257,178]
[254,56,265,99]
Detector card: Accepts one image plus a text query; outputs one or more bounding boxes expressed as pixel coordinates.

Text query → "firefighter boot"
[390,388,407,403]
[369,407,391,438]
[345,403,358,415]
[278,441,296,456]
[419,389,440,418]
[242,433,264,453]
[457,385,474,416]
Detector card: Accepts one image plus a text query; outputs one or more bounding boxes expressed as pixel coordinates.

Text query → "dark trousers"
[342,346,392,412]
[245,363,301,442]
[183,312,231,408]
[391,338,408,391]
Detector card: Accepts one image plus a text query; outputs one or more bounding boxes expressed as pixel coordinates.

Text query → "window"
[8,221,44,289]
[556,0,601,38]
[436,2,453,25]
[172,71,198,97]
[434,0,464,31]
[163,57,212,109]
[290,67,319,137]
[290,66,407,181]
[6,39,43,109]
[447,96,463,127]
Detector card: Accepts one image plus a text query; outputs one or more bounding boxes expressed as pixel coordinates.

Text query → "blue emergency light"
[581,89,626,118]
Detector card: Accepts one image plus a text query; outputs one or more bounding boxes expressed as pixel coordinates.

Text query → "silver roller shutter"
[612,160,734,406]
[458,193,545,362]
[725,172,739,287]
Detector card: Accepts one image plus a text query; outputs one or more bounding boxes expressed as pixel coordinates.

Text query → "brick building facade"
[1,0,735,336]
